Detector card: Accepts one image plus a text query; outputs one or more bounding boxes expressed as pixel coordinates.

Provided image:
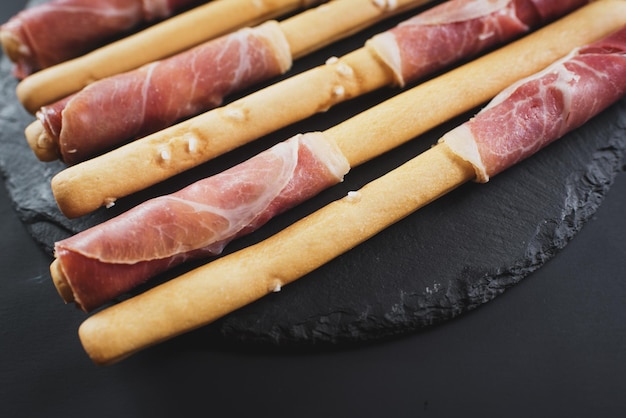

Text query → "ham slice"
[367,0,591,86]
[53,132,349,312]
[37,21,291,165]
[0,0,200,79]
[441,25,626,182]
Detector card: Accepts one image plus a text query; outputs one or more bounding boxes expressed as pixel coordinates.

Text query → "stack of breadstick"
[76,1,626,363]
[3,0,626,365]
[46,0,595,314]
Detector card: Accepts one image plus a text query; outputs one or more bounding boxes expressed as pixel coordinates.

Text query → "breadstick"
[77,3,626,365]
[15,0,315,113]
[51,0,606,218]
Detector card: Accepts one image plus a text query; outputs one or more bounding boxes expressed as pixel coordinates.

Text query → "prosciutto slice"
[54,132,349,312]
[441,25,626,182]
[37,21,292,165]
[367,0,591,86]
[0,0,201,79]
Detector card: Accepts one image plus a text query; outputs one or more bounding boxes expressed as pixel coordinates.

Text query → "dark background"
[2,1,626,417]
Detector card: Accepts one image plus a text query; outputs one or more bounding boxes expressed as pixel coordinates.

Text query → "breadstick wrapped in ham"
[30,21,292,165]
[78,23,626,365]
[25,0,431,164]
[0,0,201,79]
[441,27,626,182]
[368,0,590,86]
[52,133,349,312]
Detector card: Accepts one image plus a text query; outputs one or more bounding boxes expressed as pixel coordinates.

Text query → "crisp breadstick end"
[78,319,113,365]
[79,316,149,366]
[25,120,60,162]
[50,259,75,304]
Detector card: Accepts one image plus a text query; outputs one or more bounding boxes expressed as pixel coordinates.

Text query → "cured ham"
[441,25,626,182]
[53,132,349,312]
[367,0,591,86]
[38,21,291,165]
[0,0,201,79]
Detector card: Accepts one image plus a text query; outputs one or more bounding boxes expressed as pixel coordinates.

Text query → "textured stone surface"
[1,1,625,348]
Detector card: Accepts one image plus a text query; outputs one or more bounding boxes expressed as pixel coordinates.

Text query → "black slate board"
[1,0,625,349]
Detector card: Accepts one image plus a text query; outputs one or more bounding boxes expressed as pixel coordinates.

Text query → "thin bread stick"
[79,144,474,365]
[15,0,311,113]
[77,2,626,365]
[51,1,626,218]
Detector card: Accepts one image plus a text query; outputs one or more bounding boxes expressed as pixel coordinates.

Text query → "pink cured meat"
[37,21,291,165]
[441,26,626,182]
[368,0,591,86]
[54,133,350,312]
[0,0,201,79]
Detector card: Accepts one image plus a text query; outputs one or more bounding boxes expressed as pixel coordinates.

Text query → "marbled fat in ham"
[54,132,350,312]
[441,26,626,182]
[0,0,201,78]
[367,0,590,86]
[37,21,291,165]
